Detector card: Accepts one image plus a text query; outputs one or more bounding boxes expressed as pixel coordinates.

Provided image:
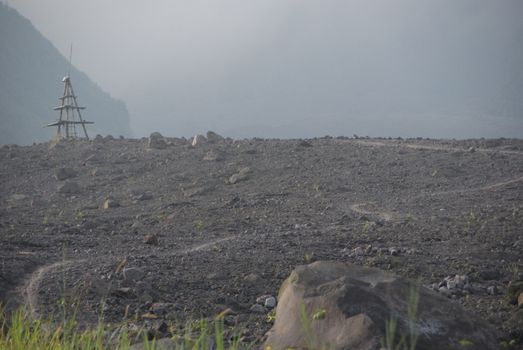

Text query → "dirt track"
[1,136,522,343]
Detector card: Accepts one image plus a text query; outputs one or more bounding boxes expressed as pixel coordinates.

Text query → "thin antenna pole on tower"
[67,43,73,77]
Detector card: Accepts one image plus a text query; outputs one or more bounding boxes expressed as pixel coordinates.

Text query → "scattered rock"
[123,267,145,281]
[250,304,266,314]
[228,167,251,184]
[148,132,167,149]
[191,134,207,147]
[55,167,77,180]
[256,294,273,304]
[144,234,158,245]
[244,273,261,283]
[518,292,523,307]
[58,181,81,194]
[433,275,471,297]
[388,247,400,256]
[447,279,457,290]
[202,150,223,161]
[352,246,365,256]
[103,198,120,209]
[478,269,501,281]
[487,286,497,295]
[298,140,313,147]
[264,296,277,309]
[206,131,224,143]
[264,261,499,350]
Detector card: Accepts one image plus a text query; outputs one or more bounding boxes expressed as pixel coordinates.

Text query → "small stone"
[202,150,223,161]
[250,304,266,314]
[447,280,457,290]
[388,247,399,256]
[103,199,120,209]
[256,294,273,304]
[518,292,523,307]
[264,296,277,309]
[123,267,145,281]
[406,248,420,255]
[139,292,154,304]
[487,286,497,295]
[244,273,261,283]
[470,283,484,295]
[58,181,81,194]
[228,167,251,184]
[191,134,207,146]
[352,246,364,256]
[454,275,468,289]
[364,244,373,255]
[55,167,77,180]
[144,234,158,245]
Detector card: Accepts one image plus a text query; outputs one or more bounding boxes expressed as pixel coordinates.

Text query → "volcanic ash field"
[1,135,522,343]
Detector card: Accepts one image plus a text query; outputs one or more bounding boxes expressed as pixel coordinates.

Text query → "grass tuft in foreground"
[0,306,244,350]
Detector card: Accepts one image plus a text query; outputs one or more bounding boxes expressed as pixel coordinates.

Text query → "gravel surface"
[1,135,522,344]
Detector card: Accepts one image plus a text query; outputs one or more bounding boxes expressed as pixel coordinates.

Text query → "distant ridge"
[0,4,132,145]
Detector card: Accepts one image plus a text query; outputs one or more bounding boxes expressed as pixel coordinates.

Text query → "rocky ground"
[1,133,522,346]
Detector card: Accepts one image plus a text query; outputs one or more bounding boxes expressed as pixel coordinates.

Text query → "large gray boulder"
[148,132,167,149]
[264,261,498,350]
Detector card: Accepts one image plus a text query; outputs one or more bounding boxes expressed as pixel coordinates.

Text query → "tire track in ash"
[337,139,522,220]
[349,203,395,222]
[349,176,523,222]
[22,259,85,318]
[180,235,238,254]
[349,139,523,156]
[421,175,523,198]
[19,235,239,318]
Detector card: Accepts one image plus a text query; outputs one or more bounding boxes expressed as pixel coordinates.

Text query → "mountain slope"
[0,4,132,145]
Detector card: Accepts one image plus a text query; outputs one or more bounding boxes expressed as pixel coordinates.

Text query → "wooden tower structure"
[46,75,94,140]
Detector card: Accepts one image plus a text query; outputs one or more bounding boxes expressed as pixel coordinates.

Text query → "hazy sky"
[8,0,523,138]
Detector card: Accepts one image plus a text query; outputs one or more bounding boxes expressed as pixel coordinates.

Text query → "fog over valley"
[5,0,523,140]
